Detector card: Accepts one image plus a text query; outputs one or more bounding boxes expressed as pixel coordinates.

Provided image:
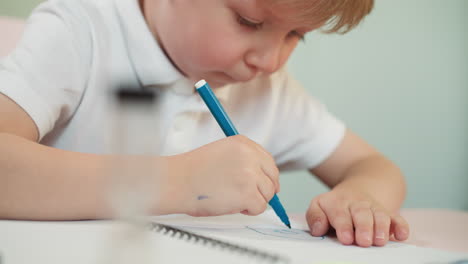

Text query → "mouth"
[204,73,236,87]
[218,72,256,84]
[218,72,236,82]
[201,72,256,88]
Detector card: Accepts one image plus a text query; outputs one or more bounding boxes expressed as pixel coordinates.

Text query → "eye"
[237,15,263,30]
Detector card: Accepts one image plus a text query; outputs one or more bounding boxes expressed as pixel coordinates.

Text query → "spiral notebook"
[146,210,322,264]
[1,211,467,264]
[150,222,289,263]
[148,210,468,264]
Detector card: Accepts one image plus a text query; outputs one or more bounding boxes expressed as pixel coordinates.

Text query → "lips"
[223,72,257,83]
[207,71,256,86]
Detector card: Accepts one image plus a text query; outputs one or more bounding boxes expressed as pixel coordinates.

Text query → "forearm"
[332,154,406,213]
[0,133,174,220]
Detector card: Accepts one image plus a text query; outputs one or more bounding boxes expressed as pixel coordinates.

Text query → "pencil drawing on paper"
[246,226,325,241]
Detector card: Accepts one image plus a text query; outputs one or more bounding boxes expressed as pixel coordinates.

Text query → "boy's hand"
[166,135,279,217]
[306,189,409,247]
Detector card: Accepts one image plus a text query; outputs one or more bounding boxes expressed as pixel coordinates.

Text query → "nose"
[244,39,283,74]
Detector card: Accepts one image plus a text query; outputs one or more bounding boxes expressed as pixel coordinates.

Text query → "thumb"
[306,198,330,237]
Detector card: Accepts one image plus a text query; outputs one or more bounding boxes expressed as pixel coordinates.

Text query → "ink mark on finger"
[197,195,210,200]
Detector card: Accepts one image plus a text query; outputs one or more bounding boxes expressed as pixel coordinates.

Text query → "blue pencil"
[195,79,291,229]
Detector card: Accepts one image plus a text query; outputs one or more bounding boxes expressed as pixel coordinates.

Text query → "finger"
[390,215,409,241]
[260,155,280,193]
[320,199,354,245]
[350,201,374,247]
[306,198,330,237]
[257,169,276,203]
[244,136,280,193]
[372,208,391,246]
[243,190,268,216]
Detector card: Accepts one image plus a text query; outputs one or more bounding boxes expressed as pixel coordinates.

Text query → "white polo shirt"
[0,0,345,170]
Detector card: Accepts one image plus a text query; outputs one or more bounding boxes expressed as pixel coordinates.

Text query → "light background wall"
[1,0,467,212]
[0,0,43,18]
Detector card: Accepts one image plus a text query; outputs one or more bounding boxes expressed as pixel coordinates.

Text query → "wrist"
[149,155,189,215]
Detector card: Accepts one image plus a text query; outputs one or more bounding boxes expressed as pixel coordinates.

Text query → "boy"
[0,0,409,248]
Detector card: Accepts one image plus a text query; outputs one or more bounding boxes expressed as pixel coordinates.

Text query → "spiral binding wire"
[149,223,289,264]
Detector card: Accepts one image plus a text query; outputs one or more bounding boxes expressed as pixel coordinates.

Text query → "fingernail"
[375,231,385,240]
[342,231,353,242]
[397,228,409,239]
[312,221,321,234]
[361,231,372,243]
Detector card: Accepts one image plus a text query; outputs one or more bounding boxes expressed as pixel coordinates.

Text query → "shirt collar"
[115,0,191,91]
[115,0,235,98]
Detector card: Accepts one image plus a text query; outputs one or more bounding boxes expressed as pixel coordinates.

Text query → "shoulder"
[27,0,115,38]
[22,0,119,67]
[29,0,98,23]
[31,0,114,16]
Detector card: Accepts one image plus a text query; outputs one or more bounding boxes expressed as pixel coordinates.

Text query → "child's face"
[145,0,316,87]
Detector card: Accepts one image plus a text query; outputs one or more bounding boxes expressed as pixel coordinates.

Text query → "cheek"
[184,24,246,72]
[278,41,299,68]
[196,37,241,67]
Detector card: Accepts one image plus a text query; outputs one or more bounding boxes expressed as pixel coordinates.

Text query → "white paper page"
[151,210,468,264]
[152,210,335,244]
[2,211,467,264]
[0,220,277,264]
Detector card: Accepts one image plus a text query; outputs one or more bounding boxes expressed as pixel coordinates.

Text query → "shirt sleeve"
[0,1,91,141]
[271,69,346,171]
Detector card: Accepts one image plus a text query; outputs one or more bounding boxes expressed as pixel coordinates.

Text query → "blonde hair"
[270,0,374,34]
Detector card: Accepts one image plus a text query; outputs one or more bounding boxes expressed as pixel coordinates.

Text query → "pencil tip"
[287,224,291,229]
